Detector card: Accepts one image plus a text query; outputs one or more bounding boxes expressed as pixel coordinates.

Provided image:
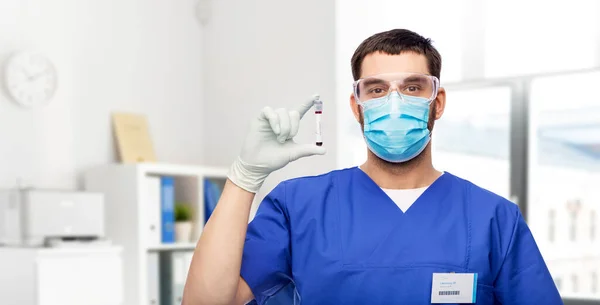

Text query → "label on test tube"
[314,96,323,146]
[316,116,322,146]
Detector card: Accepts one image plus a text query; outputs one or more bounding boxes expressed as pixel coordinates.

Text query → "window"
[548,209,555,243]
[592,211,597,241]
[555,277,563,291]
[592,272,598,294]
[432,86,511,199]
[483,0,600,78]
[529,71,600,300]
[567,199,582,242]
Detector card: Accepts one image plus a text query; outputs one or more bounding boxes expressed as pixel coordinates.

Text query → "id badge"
[431,273,478,304]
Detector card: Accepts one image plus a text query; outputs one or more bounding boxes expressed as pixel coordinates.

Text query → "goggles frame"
[353,72,440,105]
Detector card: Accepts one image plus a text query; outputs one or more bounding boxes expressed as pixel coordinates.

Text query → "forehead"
[360,51,429,78]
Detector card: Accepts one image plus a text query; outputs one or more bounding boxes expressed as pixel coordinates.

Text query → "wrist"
[227,157,270,193]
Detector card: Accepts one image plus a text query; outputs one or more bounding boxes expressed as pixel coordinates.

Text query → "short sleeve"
[240,183,292,305]
[494,208,563,305]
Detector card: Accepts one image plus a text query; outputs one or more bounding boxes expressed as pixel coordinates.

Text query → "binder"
[146,176,162,246]
[147,252,160,305]
[203,179,223,223]
[160,251,193,305]
[160,177,175,243]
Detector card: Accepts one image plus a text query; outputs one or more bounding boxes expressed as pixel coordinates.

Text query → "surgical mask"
[359,92,432,163]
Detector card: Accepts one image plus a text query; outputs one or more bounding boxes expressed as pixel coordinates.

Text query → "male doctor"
[183,29,563,305]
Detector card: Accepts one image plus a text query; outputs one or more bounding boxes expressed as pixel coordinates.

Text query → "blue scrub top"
[240,167,563,305]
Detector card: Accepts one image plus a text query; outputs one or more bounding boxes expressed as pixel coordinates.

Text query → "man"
[183,29,563,305]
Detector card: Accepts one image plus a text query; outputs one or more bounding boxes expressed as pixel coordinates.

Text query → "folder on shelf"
[182,251,194,277]
[148,252,160,304]
[146,176,162,246]
[160,251,194,305]
[203,179,223,223]
[161,177,175,244]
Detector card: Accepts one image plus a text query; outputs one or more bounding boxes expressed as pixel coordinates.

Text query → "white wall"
[202,0,338,209]
[0,0,204,189]
[0,0,338,206]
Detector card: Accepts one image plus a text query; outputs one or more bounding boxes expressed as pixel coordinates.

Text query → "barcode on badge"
[439,291,460,296]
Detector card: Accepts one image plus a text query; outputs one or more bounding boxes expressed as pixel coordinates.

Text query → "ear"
[350,92,361,122]
[433,87,446,120]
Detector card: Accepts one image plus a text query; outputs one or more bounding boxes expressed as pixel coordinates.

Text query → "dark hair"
[351,29,442,81]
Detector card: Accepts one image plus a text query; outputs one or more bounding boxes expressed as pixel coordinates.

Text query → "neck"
[360,143,442,189]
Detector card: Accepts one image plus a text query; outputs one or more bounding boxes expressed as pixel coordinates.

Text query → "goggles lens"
[354,72,439,102]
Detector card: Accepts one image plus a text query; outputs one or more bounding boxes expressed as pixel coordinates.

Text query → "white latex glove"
[228,94,327,193]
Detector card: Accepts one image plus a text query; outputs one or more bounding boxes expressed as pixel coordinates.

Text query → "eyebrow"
[403,76,429,84]
[361,78,388,86]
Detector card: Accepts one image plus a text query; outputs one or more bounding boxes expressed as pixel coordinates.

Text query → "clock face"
[4,52,58,108]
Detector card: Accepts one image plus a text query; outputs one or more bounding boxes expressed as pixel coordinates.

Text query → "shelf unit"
[148,243,197,252]
[84,162,227,305]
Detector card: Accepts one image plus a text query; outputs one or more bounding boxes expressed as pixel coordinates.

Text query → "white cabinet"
[0,247,123,305]
[84,163,227,305]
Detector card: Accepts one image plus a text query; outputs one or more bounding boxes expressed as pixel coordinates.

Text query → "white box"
[0,246,124,305]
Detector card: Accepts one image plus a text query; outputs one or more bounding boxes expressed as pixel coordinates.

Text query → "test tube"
[314,96,323,146]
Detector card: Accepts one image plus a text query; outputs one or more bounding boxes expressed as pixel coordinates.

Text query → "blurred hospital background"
[0,0,598,304]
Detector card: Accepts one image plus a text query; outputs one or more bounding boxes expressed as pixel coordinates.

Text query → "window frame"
[438,67,600,304]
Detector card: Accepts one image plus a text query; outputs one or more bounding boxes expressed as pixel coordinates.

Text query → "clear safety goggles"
[353,72,440,106]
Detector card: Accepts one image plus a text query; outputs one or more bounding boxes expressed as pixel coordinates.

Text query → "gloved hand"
[228,94,327,193]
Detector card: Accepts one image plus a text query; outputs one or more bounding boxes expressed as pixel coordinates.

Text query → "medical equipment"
[0,188,106,247]
[313,95,323,146]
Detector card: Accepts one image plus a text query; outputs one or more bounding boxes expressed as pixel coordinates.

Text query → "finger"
[289,110,300,138]
[276,108,291,143]
[293,93,319,119]
[260,106,280,135]
[288,143,327,162]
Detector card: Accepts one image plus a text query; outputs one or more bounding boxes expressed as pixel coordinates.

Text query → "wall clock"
[4,51,58,108]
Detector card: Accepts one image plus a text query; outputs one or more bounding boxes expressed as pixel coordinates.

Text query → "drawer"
[36,250,123,305]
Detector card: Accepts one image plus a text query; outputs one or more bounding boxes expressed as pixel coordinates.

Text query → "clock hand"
[30,70,49,82]
[21,68,32,79]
